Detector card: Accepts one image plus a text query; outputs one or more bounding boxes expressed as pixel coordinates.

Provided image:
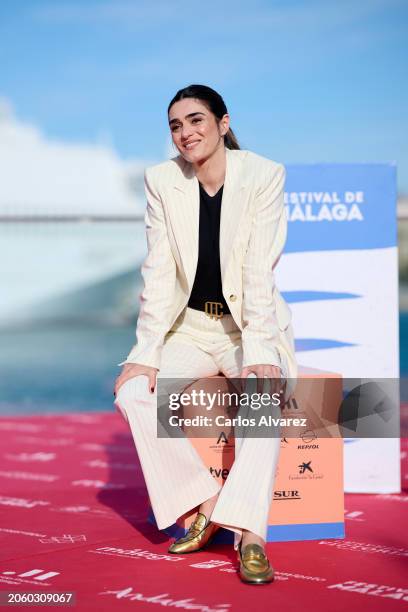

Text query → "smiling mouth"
[184,141,200,150]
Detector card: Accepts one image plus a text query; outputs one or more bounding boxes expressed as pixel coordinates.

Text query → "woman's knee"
[115,374,152,405]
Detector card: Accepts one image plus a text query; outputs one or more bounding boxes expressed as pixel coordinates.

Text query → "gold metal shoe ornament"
[168,512,219,554]
[238,542,274,584]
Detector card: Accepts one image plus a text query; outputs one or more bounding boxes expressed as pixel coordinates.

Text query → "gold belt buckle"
[204,301,224,320]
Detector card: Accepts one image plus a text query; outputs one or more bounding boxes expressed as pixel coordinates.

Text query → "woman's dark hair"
[168,84,240,150]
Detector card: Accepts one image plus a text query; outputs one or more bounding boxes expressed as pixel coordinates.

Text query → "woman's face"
[168,98,229,163]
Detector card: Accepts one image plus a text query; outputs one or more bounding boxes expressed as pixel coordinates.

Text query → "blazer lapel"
[169,147,248,292]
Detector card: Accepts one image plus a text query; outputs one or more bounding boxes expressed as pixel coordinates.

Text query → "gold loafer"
[168,512,219,554]
[237,542,274,584]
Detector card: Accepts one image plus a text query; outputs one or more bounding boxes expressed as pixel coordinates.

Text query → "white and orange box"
[149,368,345,543]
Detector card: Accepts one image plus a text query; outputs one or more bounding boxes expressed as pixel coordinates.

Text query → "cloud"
[0,97,153,217]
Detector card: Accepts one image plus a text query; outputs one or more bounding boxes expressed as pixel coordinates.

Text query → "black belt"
[188,299,230,320]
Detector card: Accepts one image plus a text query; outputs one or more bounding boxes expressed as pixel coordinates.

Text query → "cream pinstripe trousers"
[115,306,282,550]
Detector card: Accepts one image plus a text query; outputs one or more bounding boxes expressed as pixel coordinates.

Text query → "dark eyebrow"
[168,111,205,126]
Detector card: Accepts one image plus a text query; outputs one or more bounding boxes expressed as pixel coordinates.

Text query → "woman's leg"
[209,341,282,551]
[114,338,223,531]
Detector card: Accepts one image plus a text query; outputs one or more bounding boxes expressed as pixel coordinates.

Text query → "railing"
[0,215,144,222]
[2,210,408,279]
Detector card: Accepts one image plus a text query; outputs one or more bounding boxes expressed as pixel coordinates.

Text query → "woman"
[114,84,297,584]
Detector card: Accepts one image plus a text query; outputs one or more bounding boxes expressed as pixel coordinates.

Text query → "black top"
[187,181,231,315]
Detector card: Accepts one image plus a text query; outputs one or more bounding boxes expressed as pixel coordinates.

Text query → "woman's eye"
[171,118,201,131]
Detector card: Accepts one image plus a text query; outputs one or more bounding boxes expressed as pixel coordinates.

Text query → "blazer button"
[229,294,237,302]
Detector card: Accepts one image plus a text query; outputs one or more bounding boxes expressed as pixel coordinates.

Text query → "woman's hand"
[240,364,283,395]
[113,363,159,423]
[114,363,158,398]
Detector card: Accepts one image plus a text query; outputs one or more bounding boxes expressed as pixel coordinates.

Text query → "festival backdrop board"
[275,162,400,493]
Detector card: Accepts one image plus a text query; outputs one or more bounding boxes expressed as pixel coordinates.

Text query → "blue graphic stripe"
[283,290,361,303]
[266,522,345,542]
[295,339,357,351]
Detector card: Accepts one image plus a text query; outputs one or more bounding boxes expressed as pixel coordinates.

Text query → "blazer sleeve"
[117,167,176,369]
[241,162,287,369]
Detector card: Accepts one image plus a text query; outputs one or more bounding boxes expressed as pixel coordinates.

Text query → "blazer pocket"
[274,289,292,331]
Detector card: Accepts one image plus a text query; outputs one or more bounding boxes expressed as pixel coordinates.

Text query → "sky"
[1,0,407,193]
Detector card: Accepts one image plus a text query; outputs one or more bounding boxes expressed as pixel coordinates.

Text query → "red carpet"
[0,411,407,611]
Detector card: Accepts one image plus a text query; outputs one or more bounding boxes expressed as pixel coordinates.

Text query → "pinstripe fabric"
[118,147,297,384]
[115,306,282,550]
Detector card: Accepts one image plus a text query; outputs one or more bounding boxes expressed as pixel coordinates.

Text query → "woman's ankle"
[241,530,265,549]
[198,492,219,520]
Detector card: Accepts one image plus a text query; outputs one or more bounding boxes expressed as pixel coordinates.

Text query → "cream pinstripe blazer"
[118,147,297,379]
